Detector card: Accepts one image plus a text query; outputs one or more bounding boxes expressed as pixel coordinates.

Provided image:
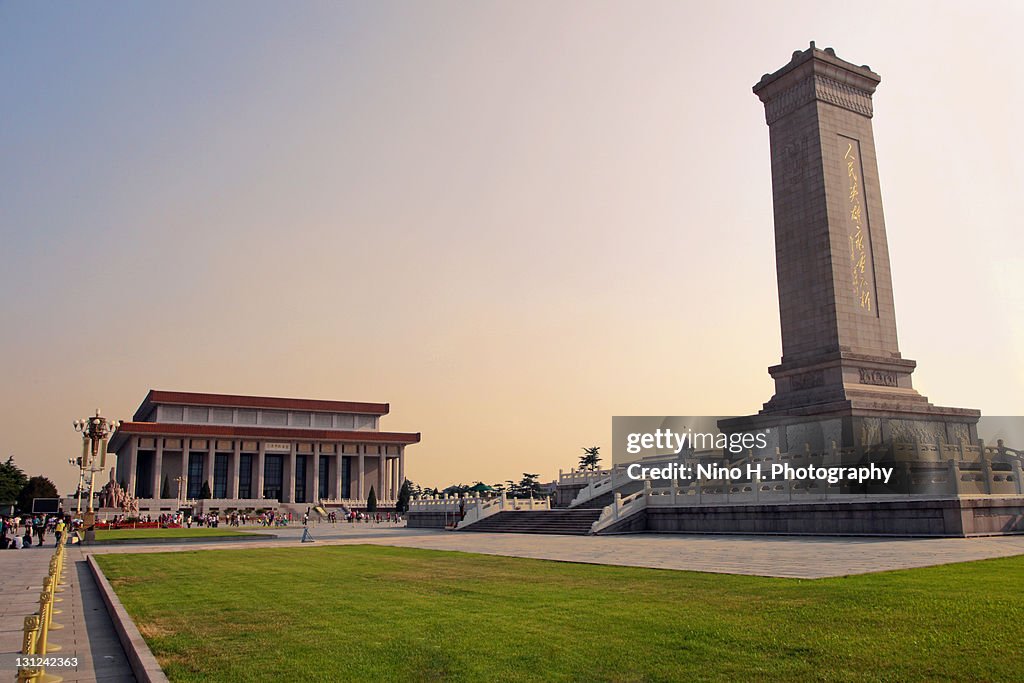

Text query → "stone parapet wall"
[616,497,1024,537]
[407,511,458,529]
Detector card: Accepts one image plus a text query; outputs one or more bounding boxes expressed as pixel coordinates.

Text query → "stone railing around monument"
[406,494,494,529]
[558,468,613,485]
[408,494,489,513]
[568,467,636,507]
[589,488,649,533]
[890,439,1024,465]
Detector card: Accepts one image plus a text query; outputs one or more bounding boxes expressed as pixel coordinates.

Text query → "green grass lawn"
[94,527,256,541]
[95,546,1024,682]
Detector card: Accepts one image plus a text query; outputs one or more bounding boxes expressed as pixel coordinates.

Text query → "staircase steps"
[459,509,602,535]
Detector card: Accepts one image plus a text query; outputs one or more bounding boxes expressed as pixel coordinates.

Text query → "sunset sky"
[2,1,1021,493]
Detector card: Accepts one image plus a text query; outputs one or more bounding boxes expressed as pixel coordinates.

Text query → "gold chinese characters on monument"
[842,138,873,312]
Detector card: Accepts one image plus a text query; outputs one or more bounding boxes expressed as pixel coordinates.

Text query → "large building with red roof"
[108,390,420,513]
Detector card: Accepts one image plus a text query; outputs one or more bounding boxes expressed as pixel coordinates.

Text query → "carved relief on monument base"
[887,420,948,445]
[859,417,882,447]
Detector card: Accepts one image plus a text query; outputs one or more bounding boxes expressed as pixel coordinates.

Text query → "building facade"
[108,390,420,512]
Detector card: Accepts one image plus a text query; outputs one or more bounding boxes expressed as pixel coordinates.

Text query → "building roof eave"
[132,389,391,421]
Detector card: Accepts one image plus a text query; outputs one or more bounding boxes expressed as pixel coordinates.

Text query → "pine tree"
[160,475,171,499]
[199,481,212,499]
[578,446,602,471]
[396,479,412,513]
[0,456,28,506]
[366,486,377,512]
[517,473,542,498]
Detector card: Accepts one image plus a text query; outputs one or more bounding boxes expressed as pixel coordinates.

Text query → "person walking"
[34,516,46,546]
[55,517,66,546]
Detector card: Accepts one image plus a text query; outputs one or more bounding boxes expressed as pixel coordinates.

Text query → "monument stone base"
[595,496,1024,537]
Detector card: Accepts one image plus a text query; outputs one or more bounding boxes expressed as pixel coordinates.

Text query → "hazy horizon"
[2,1,1021,494]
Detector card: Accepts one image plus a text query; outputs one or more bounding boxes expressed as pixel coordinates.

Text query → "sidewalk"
[0,542,135,682]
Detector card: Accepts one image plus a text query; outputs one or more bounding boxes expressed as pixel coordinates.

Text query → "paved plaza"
[3,525,1024,681]
[82,524,1024,579]
[0,543,135,682]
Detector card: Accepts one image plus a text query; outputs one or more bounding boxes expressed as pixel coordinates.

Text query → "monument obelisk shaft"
[722,43,978,449]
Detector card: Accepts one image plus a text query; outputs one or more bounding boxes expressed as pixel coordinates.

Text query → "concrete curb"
[91,532,277,546]
[87,554,170,683]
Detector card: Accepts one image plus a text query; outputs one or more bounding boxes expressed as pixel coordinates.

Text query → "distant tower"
[723,43,978,448]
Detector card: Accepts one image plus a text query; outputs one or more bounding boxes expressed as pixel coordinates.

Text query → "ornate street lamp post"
[73,409,121,543]
[68,455,86,516]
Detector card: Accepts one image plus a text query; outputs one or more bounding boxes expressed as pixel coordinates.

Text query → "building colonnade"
[118,435,406,505]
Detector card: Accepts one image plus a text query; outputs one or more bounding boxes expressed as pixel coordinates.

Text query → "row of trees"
[406,446,603,506]
[0,457,59,514]
[416,473,545,499]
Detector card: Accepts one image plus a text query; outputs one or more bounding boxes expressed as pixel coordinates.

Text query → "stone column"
[331,454,339,499]
[204,446,214,499]
[357,452,365,500]
[390,458,397,499]
[152,439,163,499]
[379,455,386,502]
[182,440,191,498]
[127,436,138,498]
[229,441,240,499]
[284,444,296,503]
[312,447,321,505]
[255,442,265,500]
[398,449,405,496]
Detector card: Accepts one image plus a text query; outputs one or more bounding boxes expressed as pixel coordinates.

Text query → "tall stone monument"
[722,43,979,449]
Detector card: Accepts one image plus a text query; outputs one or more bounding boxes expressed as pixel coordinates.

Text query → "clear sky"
[1,1,1021,493]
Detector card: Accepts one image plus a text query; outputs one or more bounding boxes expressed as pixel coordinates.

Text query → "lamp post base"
[82,511,96,544]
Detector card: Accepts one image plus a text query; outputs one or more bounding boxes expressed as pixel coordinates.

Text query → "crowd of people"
[342,510,402,525]
[214,508,405,527]
[95,508,407,528]
[1,514,75,549]
[230,509,404,527]
[0,507,405,544]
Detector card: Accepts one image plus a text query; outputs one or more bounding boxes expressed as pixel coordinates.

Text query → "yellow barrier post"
[37,590,61,653]
[43,578,62,615]
[43,582,64,632]
[55,549,67,585]
[18,612,64,682]
[18,614,42,683]
[50,558,66,592]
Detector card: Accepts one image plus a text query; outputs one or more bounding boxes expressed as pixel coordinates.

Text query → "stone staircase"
[458,509,603,535]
